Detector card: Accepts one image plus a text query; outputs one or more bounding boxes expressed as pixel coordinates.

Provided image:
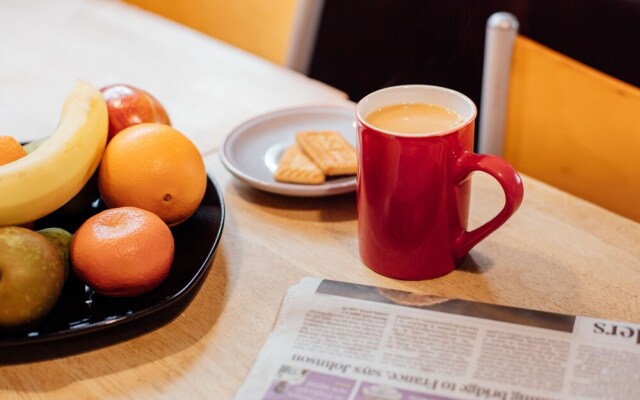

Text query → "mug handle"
[452,152,524,259]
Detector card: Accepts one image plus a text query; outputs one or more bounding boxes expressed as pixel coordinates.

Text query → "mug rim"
[356,84,478,138]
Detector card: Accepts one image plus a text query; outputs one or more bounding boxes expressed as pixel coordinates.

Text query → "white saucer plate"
[221,105,357,197]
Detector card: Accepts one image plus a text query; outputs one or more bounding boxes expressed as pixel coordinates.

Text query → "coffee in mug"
[365,103,464,134]
[355,85,524,280]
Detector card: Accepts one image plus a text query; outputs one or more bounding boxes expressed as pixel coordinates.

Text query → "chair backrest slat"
[504,35,640,221]
[124,0,322,73]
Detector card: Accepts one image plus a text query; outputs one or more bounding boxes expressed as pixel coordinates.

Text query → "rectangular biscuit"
[274,143,325,184]
[296,131,357,176]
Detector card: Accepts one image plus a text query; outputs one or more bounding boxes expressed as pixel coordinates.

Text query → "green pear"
[38,227,72,281]
[0,226,66,331]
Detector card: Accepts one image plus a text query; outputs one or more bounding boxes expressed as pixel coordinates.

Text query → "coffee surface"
[365,102,463,134]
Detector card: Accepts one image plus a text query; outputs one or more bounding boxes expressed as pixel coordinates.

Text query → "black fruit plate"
[0,175,224,348]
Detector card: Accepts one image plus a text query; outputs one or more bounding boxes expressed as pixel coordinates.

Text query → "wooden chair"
[478,12,640,222]
[123,0,324,74]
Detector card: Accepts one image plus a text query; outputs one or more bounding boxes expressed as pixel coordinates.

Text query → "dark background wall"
[308,0,640,109]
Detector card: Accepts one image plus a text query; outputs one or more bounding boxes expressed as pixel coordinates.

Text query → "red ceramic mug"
[355,85,524,280]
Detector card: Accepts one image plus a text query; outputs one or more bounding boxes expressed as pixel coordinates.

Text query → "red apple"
[100,84,171,141]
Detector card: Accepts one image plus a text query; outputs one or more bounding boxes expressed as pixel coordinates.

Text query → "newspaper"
[234,277,640,400]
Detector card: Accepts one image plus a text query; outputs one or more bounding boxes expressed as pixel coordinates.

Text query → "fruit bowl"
[0,175,224,348]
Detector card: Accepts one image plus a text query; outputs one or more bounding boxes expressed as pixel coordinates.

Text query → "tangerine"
[70,206,174,297]
[98,123,206,226]
[0,136,27,166]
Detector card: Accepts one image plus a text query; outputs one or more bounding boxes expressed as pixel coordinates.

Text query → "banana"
[0,80,108,226]
[21,137,48,154]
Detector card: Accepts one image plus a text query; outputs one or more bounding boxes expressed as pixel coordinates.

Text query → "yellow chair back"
[124,0,318,72]
[503,36,640,221]
[480,13,640,222]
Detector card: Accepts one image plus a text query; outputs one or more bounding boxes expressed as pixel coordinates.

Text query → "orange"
[0,136,27,166]
[98,123,206,226]
[70,206,174,297]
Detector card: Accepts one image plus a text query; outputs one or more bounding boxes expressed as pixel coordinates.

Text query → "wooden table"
[1,1,639,399]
